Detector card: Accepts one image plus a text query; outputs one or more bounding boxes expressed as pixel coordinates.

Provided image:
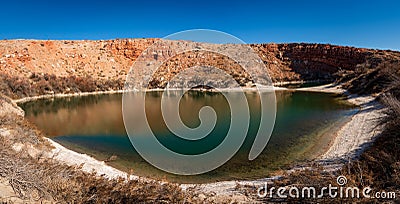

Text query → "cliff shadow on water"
[20,90,357,183]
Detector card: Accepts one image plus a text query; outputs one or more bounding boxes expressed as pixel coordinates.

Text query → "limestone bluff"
[0,39,398,99]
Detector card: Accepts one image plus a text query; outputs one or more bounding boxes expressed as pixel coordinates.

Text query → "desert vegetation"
[242,60,400,203]
[1,40,399,202]
[0,95,194,203]
[0,73,123,99]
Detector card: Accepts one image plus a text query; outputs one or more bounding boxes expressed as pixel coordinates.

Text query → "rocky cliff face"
[251,43,373,82]
[0,39,155,80]
[0,39,398,98]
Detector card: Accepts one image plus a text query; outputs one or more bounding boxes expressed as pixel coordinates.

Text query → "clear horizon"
[1,0,399,50]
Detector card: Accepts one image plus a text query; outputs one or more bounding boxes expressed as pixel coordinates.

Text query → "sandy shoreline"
[181,84,386,195]
[318,97,384,160]
[45,139,135,180]
[12,83,386,197]
[294,84,385,161]
[12,80,325,104]
[13,89,127,104]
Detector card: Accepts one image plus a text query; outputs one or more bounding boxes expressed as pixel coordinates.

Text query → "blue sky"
[1,0,399,50]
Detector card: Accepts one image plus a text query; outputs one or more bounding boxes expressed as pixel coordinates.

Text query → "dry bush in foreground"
[243,61,400,203]
[0,95,191,203]
[0,73,124,99]
[343,61,400,192]
[0,141,189,203]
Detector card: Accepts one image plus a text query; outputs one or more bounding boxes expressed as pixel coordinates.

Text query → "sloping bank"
[0,94,189,203]
[180,84,386,199]
[2,83,385,202]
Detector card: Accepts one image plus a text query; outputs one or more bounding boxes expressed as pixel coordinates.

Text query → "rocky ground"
[0,94,191,203]
[1,39,400,203]
[1,39,399,99]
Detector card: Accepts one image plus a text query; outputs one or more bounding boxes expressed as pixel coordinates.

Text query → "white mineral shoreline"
[181,84,386,195]
[45,139,135,180]
[14,83,386,197]
[13,90,127,104]
[13,80,325,104]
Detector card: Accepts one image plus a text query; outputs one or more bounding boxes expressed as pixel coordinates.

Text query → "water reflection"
[21,90,356,183]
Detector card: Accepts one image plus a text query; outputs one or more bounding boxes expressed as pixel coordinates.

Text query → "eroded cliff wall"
[0,39,398,98]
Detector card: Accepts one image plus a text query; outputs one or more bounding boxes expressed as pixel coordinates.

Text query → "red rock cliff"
[0,39,398,98]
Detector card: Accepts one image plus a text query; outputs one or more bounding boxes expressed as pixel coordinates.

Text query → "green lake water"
[20,90,357,183]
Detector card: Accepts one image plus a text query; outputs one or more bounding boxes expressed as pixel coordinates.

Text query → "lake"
[20,90,357,183]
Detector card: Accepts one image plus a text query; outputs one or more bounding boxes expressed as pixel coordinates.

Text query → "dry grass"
[1,49,399,203]
[0,73,123,99]
[0,96,193,203]
[240,60,400,203]
[0,145,189,203]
